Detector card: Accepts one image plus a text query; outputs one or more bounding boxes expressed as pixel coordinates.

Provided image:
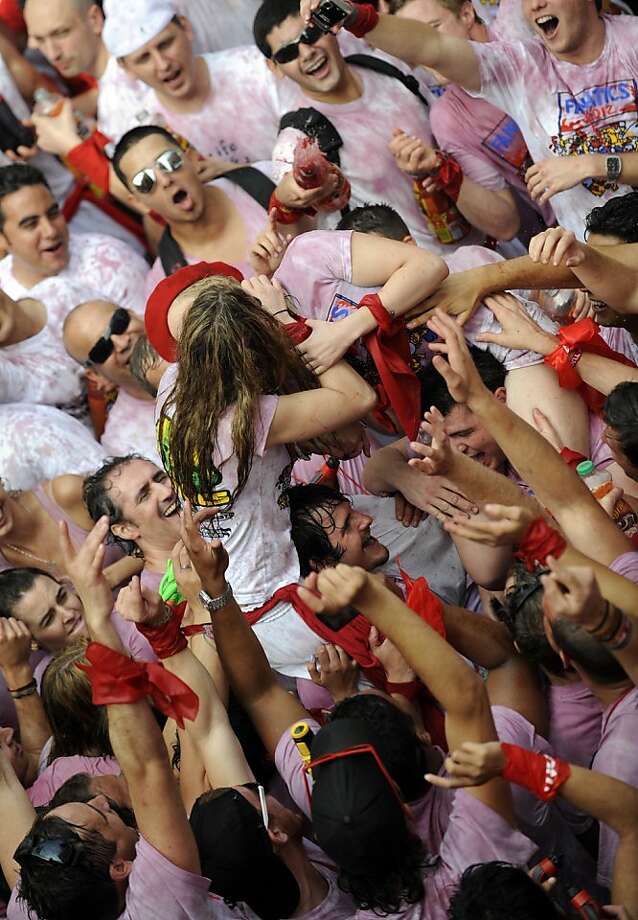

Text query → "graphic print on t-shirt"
[481,113,532,177]
[550,78,638,196]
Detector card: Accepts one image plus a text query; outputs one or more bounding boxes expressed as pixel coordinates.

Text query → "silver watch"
[605,155,622,183]
[198,582,233,612]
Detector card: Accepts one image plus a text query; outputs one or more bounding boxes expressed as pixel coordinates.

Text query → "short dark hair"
[253,0,302,57]
[494,561,564,677]
[129,334,163,397]
[330,693,428,801]
[585,191,638,244]
[549,616,628,685]
[336,203,410,241]
[449,861,561,919]
[0,567,52,619]
[111,125,179,188]
[603,382,638,469]
[83,455,144,556]
[16,814,119,920]
[418,345,506,416]
[0,164,51,230]
[286,483,349,575]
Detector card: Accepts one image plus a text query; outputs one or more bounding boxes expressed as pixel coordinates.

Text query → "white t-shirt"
[97,54,155,144]
[101,389,161,466]
[272,66,484,254]
[470,15,638,237]
[0,231,149,328]
[0,324,82,409]
[178,0,258,52]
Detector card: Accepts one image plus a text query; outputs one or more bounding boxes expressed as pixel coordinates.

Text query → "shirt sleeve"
[274,718,322,818]
[430,98,508,192]
[121,836,213,919]
[469,39,532,116]
[609,552,638,585]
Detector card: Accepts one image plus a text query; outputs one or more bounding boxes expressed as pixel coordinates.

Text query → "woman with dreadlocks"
[146,262,376,676]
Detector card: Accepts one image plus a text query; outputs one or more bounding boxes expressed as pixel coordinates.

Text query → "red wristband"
[544,342,583,390]
[78,642,198,729]
[431,152,464,202]
[268,191,314,225]
[66,131,112,195]
[136,607,188,660]
[513,517,567,573]
[346,2,379,37]
[560,446,588,470]
[501,743,571,801]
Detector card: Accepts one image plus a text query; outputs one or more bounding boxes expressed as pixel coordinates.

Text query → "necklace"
[4,542,58,568]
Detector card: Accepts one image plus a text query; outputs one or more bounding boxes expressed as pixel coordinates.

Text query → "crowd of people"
[0,0,637,915]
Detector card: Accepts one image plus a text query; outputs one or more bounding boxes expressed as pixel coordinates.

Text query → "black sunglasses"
[86,307,131,366]
[272,22,323,64]
[14,835,83,869]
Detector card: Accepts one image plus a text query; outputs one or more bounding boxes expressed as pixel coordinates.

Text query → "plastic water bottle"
[33,88,91,140]
[542,288,576,322]
[576,460,638,537]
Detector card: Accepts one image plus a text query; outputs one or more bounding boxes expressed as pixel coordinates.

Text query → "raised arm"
[179,503,309,757]
[299,565,515,824]
[0,742,36,891]
[60,518,200,874]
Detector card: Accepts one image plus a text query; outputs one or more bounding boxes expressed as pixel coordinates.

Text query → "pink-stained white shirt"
[178,0,256,52]
[155,367,321,676]
[154,49,281,163]
[96,54,155,144]
[28,754,121,808]
[0,403,105,491]
[470,15,638,237]
[600,325,638,365]
[0,325,82,409]
[609,550,638,584]
[101,389,161,465]
[144,166,275,295]
[0,232,149,328]
[592,687,638,888]
[272,68,483,254]
[7,835,215,920]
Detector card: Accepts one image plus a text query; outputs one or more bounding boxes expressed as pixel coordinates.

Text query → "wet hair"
[41,640,113,762]
[493,561,564,677]
[330,693,428,801]
[111,124,180,188]
[286,483,349,575]
[253,0,302,57]
[602,382,638,470]
[336,203,410,241]
[549,617,628,685]
[0,164,51,230]
[337,828,426,914]
[83,454,145,556]
[418,345,506,416]
[16,814,119,920]
[129,334,163,397]
[161,276,318,505]
[0,566,53,618]
[50,774,137,829]
[449,861,561,919]
[585,191,638,244]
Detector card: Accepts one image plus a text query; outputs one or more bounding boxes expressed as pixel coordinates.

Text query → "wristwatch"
[605,155,622,183]
[198,582,233,612]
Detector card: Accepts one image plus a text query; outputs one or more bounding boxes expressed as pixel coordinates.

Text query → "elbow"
[361,385,378,416]
[411,251,449,293]
[489,199,520,242]
[459,670,491,720]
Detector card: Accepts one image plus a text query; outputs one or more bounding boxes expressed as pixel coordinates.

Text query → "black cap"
[190,788,300,920]
[310,719,409,876]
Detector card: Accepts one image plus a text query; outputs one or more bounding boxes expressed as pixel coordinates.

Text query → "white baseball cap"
[102,0,178,58]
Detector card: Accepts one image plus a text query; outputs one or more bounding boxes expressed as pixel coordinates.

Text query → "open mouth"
[172,189,187,204]
[41,240,64,256]
[536,14,559,37]
[162,497,179,518]
[163,68,184,88]
[304,54,329,77]
[362,532,377,549]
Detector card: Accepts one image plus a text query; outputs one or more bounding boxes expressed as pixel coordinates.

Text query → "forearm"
[560,545,638,614]
[443,604,516,669]
[103,555,144,589]
[1,664,51,771]
[456,183,519,241]
[0,752,36,890]
[356,577,494,747]
[362,440,412,495]
[577,352,638,396]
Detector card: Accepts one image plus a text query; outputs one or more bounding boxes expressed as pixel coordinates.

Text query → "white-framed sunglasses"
[131,148,184,194]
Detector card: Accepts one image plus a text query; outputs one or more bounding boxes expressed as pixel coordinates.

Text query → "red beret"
[145,261,244,362]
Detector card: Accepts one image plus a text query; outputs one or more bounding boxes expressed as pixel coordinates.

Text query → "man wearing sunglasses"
[254,0,483,252]
[0,165,149,333]
[63,299,162,463]
[112,125,310,289]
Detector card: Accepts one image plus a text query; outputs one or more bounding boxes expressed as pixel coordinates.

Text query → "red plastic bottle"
[415,182,470,245]
[292,136,351,212]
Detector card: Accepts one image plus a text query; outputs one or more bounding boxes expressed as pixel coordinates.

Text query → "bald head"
[64,299,147,392]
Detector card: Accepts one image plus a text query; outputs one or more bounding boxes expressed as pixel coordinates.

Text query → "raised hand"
[394,492,425,528]
[477,292,557,356]
[389,129,438,180]
[426,309,491,406]
[241,274,291,318]
[540,558,606,633]
[425,740,505,788]
[0,619,32,674]
[298,318,350,374]
[59,517,112,627]
[406,271,486,329]
[179,501,229,597]
[170,538,203,609]
[528,226,587,268]
[525,156,591,206]
[249,209,293,277]
[369,625,415,683]
[408,405,454,477]
[117,575,169,627]
[298,564,370,615]
[443,501,538,546]
[531,407,564,452]
[307,642,359,702]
